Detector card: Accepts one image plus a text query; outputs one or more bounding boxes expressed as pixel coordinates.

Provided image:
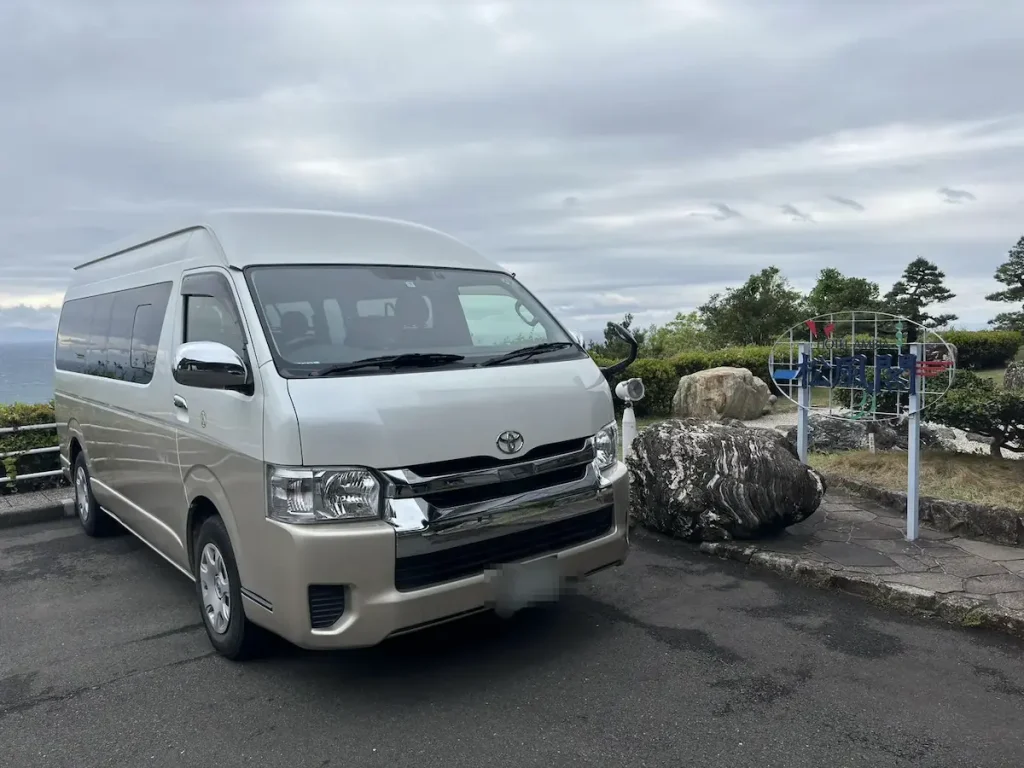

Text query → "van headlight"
[593,421,619,470]
[267,466,382,524]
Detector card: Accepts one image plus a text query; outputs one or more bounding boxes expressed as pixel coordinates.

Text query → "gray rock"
[966,432,993,445]
[784,414,898,454]
[671,366,772,421]
[628,418,826,541]
[1005,361,1024,392]
[894,422,957,451]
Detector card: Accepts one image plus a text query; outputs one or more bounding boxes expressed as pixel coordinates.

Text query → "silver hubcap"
[199,543,231,635]
[75,466,90,523]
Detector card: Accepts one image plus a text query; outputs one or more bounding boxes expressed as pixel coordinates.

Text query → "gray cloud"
[828,195,866,211]
[780,204,814,223]
[0,305,60,332]
[1,0,1023,336]
[938,186,977,204]
[710,203,744,220]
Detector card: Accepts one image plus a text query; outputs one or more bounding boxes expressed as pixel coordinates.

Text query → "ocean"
[0,341,55,405]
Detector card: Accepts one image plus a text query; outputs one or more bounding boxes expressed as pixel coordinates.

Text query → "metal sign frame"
[768,311,958,542]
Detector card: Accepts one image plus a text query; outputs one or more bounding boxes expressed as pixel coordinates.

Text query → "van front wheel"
[73,454,117,537]
[194,516,265,661]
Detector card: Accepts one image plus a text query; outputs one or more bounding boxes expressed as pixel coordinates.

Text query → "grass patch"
[809,450,1024,512]
[975,367,1006,387]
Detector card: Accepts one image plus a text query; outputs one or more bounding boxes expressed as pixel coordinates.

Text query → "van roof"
[74,208,504,273]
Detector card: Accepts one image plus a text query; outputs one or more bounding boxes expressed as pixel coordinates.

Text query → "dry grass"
[810,450,1024,512]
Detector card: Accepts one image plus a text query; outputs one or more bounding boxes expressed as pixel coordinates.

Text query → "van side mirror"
[173,341,249,389]
[598,323,639,376]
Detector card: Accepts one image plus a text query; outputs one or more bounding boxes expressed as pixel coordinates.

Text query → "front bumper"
[241,460,630,650]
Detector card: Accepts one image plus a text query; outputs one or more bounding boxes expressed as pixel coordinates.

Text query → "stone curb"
[699,540,1024,640]
[825,474,1024,547]
[0,499,75,530]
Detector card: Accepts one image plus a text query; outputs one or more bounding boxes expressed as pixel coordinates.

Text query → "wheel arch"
[181,466,246,578]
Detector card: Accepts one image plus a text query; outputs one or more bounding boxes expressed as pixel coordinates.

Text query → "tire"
[194,515,265,661]
[72,453,117,537]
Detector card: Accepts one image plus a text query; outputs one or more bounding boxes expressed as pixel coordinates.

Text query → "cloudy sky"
[2,0,1023,339]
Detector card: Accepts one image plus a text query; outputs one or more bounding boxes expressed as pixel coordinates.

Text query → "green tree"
[697,266,806,346]
[985,235,1024,331]
[642,311,713,358]
[928,376,1024,458]
[883,257,957,328]
[805,267,880,316]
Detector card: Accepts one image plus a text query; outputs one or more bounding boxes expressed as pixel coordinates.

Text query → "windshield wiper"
[309,353,466,377]
[478,342,576,367]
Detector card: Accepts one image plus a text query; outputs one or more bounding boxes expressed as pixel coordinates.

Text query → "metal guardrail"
[0,422,63,484]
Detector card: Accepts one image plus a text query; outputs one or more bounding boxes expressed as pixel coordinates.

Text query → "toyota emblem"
[496,430,525,455]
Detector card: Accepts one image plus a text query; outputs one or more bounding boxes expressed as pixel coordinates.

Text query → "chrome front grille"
[394,506,615,591]
[402,437,589,479]
[386,438,597,509]
[384,436,616,591]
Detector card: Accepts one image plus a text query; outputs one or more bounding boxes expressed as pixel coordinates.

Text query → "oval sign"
[767,310,957,421]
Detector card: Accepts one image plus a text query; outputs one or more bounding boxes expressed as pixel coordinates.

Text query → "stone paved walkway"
[701,490,1024,636]
[0,487,73,528]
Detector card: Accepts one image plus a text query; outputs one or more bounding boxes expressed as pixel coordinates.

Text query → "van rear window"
[56,282,172,384]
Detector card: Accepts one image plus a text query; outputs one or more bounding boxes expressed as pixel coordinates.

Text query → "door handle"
[173,395,188,410]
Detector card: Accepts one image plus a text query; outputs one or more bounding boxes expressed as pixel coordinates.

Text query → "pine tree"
[985,236,1024,331]
[883,257,957,329]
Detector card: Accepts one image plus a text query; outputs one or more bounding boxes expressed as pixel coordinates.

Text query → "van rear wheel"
[194,516,265,661]
[73,454,117,537]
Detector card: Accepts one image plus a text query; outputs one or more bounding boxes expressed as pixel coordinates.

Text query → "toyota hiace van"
[54,209,632,660]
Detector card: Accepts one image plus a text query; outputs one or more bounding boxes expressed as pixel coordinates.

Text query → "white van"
[54,209,632,660]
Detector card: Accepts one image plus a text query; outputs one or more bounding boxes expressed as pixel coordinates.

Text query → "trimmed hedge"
[592,346,775,418]
[0,401,61,493]
[944,330,1022,370]
[592,330,1022,418]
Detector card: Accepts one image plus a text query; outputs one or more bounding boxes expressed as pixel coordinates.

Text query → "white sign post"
[796,341,811,464]
[905,342,924,542]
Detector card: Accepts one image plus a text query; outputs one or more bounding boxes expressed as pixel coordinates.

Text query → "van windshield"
[244,265,584,377]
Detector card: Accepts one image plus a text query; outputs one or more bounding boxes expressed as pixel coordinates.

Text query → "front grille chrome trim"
[391,464,614,558]
[382,438,596,500]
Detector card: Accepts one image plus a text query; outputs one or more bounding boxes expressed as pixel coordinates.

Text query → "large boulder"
[672,366,773,421]
[1006,361,1024,392]
[629,418,826,541]
[783,414,898,453]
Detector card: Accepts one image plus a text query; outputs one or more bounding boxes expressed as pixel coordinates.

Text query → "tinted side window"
[83,293,114,378]
[107,292,137,381]
[55,282,172,384]
[55,298,92,374]
[183,273,246,357]
[129,282,171,384]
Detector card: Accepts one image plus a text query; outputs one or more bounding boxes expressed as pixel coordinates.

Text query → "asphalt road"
[2,520,1023,768]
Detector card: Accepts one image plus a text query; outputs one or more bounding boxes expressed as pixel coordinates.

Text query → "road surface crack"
[0,652,216,721]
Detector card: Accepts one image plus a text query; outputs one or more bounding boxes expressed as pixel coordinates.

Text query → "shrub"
[944,330,1022,370]
[928,381,1024,458]
[0,401,60,493]
[590,346,777,417]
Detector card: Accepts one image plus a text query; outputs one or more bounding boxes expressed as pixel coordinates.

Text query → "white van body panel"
[287,358,613,468]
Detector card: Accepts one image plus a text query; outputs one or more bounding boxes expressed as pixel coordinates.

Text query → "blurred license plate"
[487,556,562,617]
